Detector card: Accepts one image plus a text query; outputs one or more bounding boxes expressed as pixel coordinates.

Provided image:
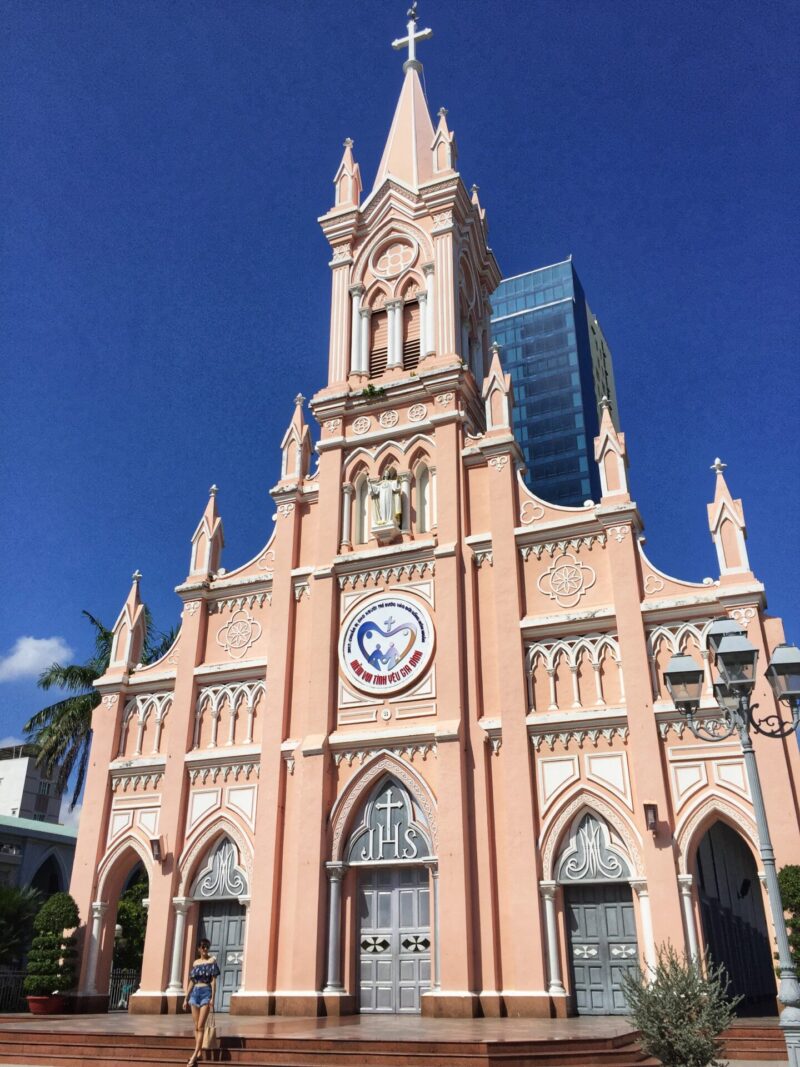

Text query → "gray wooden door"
[565,883,638,1014]
[358,866,431,1013]
[199,900,246,1012]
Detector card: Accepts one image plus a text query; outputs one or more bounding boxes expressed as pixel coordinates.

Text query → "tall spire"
[372,4,436,193]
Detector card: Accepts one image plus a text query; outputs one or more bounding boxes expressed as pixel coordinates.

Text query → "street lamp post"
[664,626,800,1067]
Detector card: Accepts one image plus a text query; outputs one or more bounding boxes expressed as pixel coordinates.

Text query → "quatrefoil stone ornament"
[217,608,263,660]
[537,552,597,609]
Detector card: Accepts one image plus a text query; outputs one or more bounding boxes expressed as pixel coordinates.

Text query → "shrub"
[620,943,741,1067]
[0,885,41,966]
[112,873,148,971]
[23,892,80,998]
[779,865,800,969]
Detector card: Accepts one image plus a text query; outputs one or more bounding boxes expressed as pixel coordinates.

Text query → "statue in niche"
[370,466,402,534]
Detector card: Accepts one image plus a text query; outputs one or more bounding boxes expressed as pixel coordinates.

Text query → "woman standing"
[183,938,220,1067]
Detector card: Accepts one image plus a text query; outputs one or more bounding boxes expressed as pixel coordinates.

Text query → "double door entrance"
[565,883,639,1014]
[358,866,431,1013]
[199,899,246,1012]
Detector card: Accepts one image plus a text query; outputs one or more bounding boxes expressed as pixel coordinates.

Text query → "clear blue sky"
[1,0,798,746]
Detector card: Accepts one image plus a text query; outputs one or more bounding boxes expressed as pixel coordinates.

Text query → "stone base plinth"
[501,991,562,1018]
[421,991,480,1018]
[68,993,106,1014]
[230,991,275,1015]
[128,991,167,1014]
[323,991,357,1016]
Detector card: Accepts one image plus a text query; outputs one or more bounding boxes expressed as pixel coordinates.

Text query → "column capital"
[677,873,694,892]
[422,858,439,876]
[538,880,558,900]
[629,878,649,897]
[385,299,403,311]
[342,481,354,495]
[397,470,411,484]
[325,862,347,881]
[238,895,252,910]
[91,900,109,919]
[417,289,428,304]
[172,896,192,914]
[422,261,435,276]
[349,283,365,297]
[359,306,372,319]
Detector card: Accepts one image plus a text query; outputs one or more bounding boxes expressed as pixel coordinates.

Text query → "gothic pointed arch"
[97,833,154,901]
[190,836,249,901]
[540,787,644,882]
[344,775,432,865]
[675,794,760,875]
[329,750,438,863]
[177,814,254,897]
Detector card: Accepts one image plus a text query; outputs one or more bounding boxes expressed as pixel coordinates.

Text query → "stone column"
[359,307,372,374]
[386,301,401,368]
[323,863,346,992]
[630,880,657,972]
[82,901,108,995]
[237,896,251,991]
[341,482,354,550]
[166,898,191,994]
[423,263,435,357]
[677,875,699,961]
[539,882,565,994]
[349,285,363,374]
[327,253,353,384]
[424,860,441,989]
[398,472,411,532]
[429,466,438,529]
[460,320,470,364]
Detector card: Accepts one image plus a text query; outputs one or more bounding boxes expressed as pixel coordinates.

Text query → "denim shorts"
[188,983,212,1008]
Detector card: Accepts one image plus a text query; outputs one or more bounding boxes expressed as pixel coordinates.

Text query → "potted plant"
[23,891,80,1014]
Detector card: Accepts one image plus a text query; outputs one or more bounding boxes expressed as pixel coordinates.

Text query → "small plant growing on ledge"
[620,943,740,1067]
[361,384,386,400]
[24,891,80,1013]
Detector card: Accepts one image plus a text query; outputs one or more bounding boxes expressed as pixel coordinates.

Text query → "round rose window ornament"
[339,594,434,696]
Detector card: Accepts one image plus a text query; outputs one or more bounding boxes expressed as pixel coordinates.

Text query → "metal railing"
[108,969,140,1011]
[0,972,26,1013]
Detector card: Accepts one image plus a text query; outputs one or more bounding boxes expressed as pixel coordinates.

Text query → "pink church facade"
[70,15,800,1020]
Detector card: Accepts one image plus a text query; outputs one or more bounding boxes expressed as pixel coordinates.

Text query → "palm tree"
[24,609,176,810]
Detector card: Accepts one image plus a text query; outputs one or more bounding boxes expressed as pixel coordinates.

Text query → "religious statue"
[370,466,403,535]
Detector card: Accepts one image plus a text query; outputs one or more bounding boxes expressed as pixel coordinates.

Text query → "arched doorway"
[557,811,641,1015]
[327,773,436,1015]
[191,837,248,1013]
[695,821,775,1014]
[109,863,148,1011]
[30,855,64,896]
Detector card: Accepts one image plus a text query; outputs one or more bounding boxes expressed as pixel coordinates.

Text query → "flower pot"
[26,994,67,1015]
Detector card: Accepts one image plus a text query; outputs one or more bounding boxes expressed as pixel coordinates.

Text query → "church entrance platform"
[0,1013,788,1066]
[0,1013,661,1067]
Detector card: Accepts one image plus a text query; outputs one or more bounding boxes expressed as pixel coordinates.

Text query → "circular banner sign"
[339,594,434,696]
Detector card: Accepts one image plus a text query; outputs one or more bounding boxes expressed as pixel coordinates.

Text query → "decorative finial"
[471,183,479,195]
[343,137,353,148]
[392,1,433,71]
[490,341,501,356]
[131,569,142,584]
[438,106,448,118]
[294,393,306,407]
[599,395,611,412]
[209,484,218,497]
[711,457,727,475]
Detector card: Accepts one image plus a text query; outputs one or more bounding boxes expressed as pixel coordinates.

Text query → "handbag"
[202,1009,220,1051]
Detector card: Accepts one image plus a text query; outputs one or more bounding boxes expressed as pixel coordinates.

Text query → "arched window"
[355,475,370,545]
[416,464,430,533]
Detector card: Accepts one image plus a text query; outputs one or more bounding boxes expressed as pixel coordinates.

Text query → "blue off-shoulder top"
[189,960,220,984]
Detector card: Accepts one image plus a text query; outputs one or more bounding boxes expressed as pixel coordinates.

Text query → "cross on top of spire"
[392,2,433,73]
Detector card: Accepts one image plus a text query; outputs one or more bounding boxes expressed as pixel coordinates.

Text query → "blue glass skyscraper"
[490,258,618,507]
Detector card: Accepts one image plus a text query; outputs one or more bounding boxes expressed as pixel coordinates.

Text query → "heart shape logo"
[357,618,417,672]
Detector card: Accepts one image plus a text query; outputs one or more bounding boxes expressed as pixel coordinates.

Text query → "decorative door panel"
[565,883,638,1015]
[199,900,245,1012]
[358,866,431,1013]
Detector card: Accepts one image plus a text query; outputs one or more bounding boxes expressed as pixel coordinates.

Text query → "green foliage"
[0,885,41,966]
[112,872,148,971]
[23,893,80,998]
[620,943,741,1067]
[360,384,386,399]
[24,609,176,808]
[779,865,800,968]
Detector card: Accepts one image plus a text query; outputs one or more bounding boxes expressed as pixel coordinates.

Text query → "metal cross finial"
[711,457,727,474]
[294,392,306,407]
[437,106,448,118]
[392,1,433,72]
[209,484,218,497]
[343,137,353,148]
[131,569,142,583]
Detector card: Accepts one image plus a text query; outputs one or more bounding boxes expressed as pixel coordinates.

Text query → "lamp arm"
[750,698,800,739]
[683,704,738,742]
